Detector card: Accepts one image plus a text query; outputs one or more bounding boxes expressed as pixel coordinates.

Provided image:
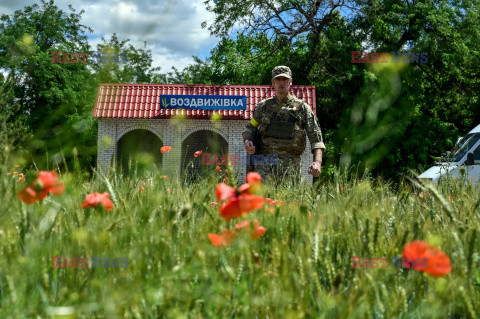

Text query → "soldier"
[242,66,326,182]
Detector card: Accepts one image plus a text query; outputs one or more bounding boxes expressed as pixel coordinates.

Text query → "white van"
[418,123,480,185]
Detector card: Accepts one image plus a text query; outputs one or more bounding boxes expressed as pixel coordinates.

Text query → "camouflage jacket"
[243,94,326,158]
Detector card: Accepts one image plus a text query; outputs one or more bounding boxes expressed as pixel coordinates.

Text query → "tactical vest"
[257,97,306,157]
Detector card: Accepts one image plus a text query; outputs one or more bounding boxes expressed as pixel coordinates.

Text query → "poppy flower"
[214,174,265,222]
[234,220,251,231]
[80,192,114,211]
[208,229,236,247]
[210,201,218,206]
[216,183,236,201]
[17,171,65,204]
[250,220,266,240]
[402,241,452,277]
[160,146,171,153]
[246,172,262,188]
[220,194,264,222]
[216,166,222,173]
[194,151,202,157]
[234,220,266,240]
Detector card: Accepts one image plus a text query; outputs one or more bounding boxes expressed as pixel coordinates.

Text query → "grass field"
[0,157,479,318]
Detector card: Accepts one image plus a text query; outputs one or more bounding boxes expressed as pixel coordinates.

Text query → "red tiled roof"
[93,84,316,119]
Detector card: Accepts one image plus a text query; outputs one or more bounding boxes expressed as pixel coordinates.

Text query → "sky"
[0,0,219,73]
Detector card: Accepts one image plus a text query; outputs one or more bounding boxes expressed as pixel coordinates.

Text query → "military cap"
[272,66,292,79]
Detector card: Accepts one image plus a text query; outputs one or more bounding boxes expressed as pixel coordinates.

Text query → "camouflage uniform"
[243,93,326,182]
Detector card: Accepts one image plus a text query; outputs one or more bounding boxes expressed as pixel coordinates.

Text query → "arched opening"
[181,130,228,181]
[117,129,163,176]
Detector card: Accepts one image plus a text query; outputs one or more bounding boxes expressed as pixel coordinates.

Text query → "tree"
[198,0,480,181]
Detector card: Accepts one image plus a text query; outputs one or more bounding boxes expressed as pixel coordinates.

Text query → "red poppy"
[160,146,171,153]
[17,171,65,204]
[246,172,262,187]
[308,211,312,219]
[210,201,218,206]
[208,229,236,247]
[234,220,251,231]
[270,200,278,206]
[80,192,114,211]
[250,220,266,240]
[214,173,264,222]
[239,194,264,212]
[216,166,222,173]
[215,183,236,201]
[402,241,452,277]
[194,151,202,157]
[237,183,252,194]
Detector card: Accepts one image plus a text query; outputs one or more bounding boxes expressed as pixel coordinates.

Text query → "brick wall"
[97,118,313,184]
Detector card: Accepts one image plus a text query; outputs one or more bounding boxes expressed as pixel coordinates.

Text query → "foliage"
[0,0,165,171]
[195,0,480,181]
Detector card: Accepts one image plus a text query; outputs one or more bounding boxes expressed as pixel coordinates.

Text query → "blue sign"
[159,95,247,110]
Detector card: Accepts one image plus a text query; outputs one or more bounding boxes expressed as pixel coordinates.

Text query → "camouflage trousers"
[253,154,301,185]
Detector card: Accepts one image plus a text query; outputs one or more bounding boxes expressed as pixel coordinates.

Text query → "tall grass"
[0,153,479,318]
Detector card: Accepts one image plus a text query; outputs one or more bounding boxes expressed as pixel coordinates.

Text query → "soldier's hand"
[308,161,321,177]
[244,140,256,154]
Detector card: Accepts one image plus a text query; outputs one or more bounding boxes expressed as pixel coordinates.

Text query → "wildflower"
[234,220,251,231]
[340,184,344,191]
[246,172,262,188]
[215,183,236,201]
[210,201,218,206]
[308,211,312,219]
[266,198,272,204]
[270,200,278,206]
[194,151,202,157]
[250,220,266,240]
[167,188,171,194]
[224,169,228,175]
[17,171,65,204]
[419,192,424,198]
[160,146,171,153]
[208,230,236,247]
[266,207,275,213]
[6,172,11,176]
[233,220,266,241]
[216,166,222,173]
[80,192,114,211]
[163,175,168,179]
[448,196,452,201]
[141,186,145,192]
[402,241,452,277]
[223,177,228,183]
[214,178,264,222]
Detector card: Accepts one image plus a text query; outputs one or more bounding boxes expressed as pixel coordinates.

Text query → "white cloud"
[2,0,218,74]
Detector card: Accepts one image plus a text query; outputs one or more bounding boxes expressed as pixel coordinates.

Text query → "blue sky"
[1,0,219,72]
